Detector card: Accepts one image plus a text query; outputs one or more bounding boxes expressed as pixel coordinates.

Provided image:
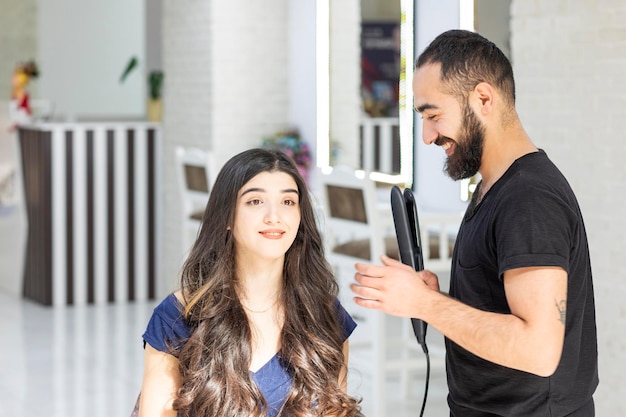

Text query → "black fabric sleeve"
[494,182,577,278]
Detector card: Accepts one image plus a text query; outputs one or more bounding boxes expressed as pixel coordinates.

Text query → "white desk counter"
[18,121,161,306]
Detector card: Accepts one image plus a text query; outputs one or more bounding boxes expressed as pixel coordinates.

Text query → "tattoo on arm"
[556,300,566,325]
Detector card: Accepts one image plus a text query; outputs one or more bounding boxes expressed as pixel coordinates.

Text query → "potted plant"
[261,129,312,183]
[120,57,165,122]
[147,70,164,122]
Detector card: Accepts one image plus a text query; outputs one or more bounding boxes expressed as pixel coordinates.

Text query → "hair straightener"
[390,185,428,349]
[390,185,430,416]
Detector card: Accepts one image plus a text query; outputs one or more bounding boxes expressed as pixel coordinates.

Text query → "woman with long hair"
[137,148,362,416]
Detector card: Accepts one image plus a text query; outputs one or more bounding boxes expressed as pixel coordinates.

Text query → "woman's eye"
[283,199,297,206]
[247,199,262,206]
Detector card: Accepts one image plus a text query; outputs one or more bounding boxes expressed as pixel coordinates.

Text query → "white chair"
[419,211,463,275]
[175,146,214,252]
[317,166,424,416]
[317,166,463,416]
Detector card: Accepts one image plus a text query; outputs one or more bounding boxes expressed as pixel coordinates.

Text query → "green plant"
[119,56,138,83]
[148,71,164,100]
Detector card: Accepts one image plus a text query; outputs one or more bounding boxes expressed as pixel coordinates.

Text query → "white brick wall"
[211,0,289,165]
[161,0,213,292]
[0,0,38,100]
[161,0,290,293]
[512,1,626,414]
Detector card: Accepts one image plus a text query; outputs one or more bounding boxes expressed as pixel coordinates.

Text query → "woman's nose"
[264,204,280,224]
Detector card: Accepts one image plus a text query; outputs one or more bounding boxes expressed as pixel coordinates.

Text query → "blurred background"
[0,0,624,416]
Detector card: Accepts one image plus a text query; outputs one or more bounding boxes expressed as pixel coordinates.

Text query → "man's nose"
[422,120,438,145]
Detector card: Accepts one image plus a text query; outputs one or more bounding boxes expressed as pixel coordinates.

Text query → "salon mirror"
[324,0,411,185]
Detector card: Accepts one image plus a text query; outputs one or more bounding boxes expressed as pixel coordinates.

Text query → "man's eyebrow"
[415,103,439,113]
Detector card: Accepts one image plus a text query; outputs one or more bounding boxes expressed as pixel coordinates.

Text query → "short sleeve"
[335,299,357,341]
[495,180,576,276]
[142,293,192,354]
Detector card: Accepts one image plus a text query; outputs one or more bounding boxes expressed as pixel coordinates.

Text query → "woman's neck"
[236,258,284,306]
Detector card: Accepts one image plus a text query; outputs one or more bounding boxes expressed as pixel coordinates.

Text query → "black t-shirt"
[446,150,598,417]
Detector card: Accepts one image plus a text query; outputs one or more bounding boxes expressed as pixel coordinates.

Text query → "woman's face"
[232,171,301,262]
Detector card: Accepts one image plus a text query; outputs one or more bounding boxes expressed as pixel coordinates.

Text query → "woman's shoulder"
[143,292,192,352]
[154,291,184,314]
[172,290,185,306]
[334,298,357,340]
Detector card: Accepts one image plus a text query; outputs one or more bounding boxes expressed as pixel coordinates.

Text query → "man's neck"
[478,122,537,196]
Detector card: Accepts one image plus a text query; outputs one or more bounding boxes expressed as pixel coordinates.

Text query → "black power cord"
[419,342,430,417]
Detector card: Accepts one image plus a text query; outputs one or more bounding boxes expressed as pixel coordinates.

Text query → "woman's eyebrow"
[240,187,265,196]
[240,187,299,196]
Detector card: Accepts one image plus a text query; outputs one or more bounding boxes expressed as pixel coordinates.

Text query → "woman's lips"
[259,230,285,239]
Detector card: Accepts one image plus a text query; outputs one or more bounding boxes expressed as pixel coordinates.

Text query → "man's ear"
[472,82,496,115]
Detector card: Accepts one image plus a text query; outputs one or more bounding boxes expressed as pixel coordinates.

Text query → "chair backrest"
[418,211,463,273]
[175,146,214,223]
[318,166,391,264]
[318,165,463,273]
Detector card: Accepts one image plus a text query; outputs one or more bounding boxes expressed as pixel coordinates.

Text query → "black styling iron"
[390,185,428,351]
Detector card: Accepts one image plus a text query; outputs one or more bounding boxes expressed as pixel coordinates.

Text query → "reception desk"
[18,122,161,306]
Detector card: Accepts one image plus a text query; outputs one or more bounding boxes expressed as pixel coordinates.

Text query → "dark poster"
[361,22,400,117]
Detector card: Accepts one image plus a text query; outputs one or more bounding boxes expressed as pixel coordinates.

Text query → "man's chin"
[444,162,478,181]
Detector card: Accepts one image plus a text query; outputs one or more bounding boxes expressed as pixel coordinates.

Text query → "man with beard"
[351,30,598,417]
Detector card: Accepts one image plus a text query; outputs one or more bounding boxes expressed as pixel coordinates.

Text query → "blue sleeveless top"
[142,293,356,416]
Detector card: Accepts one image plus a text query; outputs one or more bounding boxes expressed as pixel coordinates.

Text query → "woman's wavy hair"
[174,148,361,417]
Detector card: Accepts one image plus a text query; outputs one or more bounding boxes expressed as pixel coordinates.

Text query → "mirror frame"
[316,0,415,186]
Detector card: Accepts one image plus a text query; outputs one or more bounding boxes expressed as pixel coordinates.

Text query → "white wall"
[414,0,467,213]
[38,0,145,120]
[329,0,361,169]
[511,1,626,414]
[210,0,289,164]
[474,0,511,59]
[0,0,38,100]
[288,0,318,160]
[160,0,293,293]
[145,0,163,74]
[361,0,400,22]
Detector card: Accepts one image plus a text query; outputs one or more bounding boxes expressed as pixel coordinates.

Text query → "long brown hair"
[174,148,361,416]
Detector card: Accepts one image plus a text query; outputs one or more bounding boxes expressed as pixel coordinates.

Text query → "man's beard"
[438,104,485,180]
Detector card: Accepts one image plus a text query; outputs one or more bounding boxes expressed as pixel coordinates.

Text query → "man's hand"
[350,255,439,319]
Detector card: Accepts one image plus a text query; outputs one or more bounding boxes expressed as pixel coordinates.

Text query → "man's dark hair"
[416,29,515,106]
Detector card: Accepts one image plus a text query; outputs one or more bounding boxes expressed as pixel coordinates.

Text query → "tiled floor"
[349,324,450,417]
[0,291,154,417]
